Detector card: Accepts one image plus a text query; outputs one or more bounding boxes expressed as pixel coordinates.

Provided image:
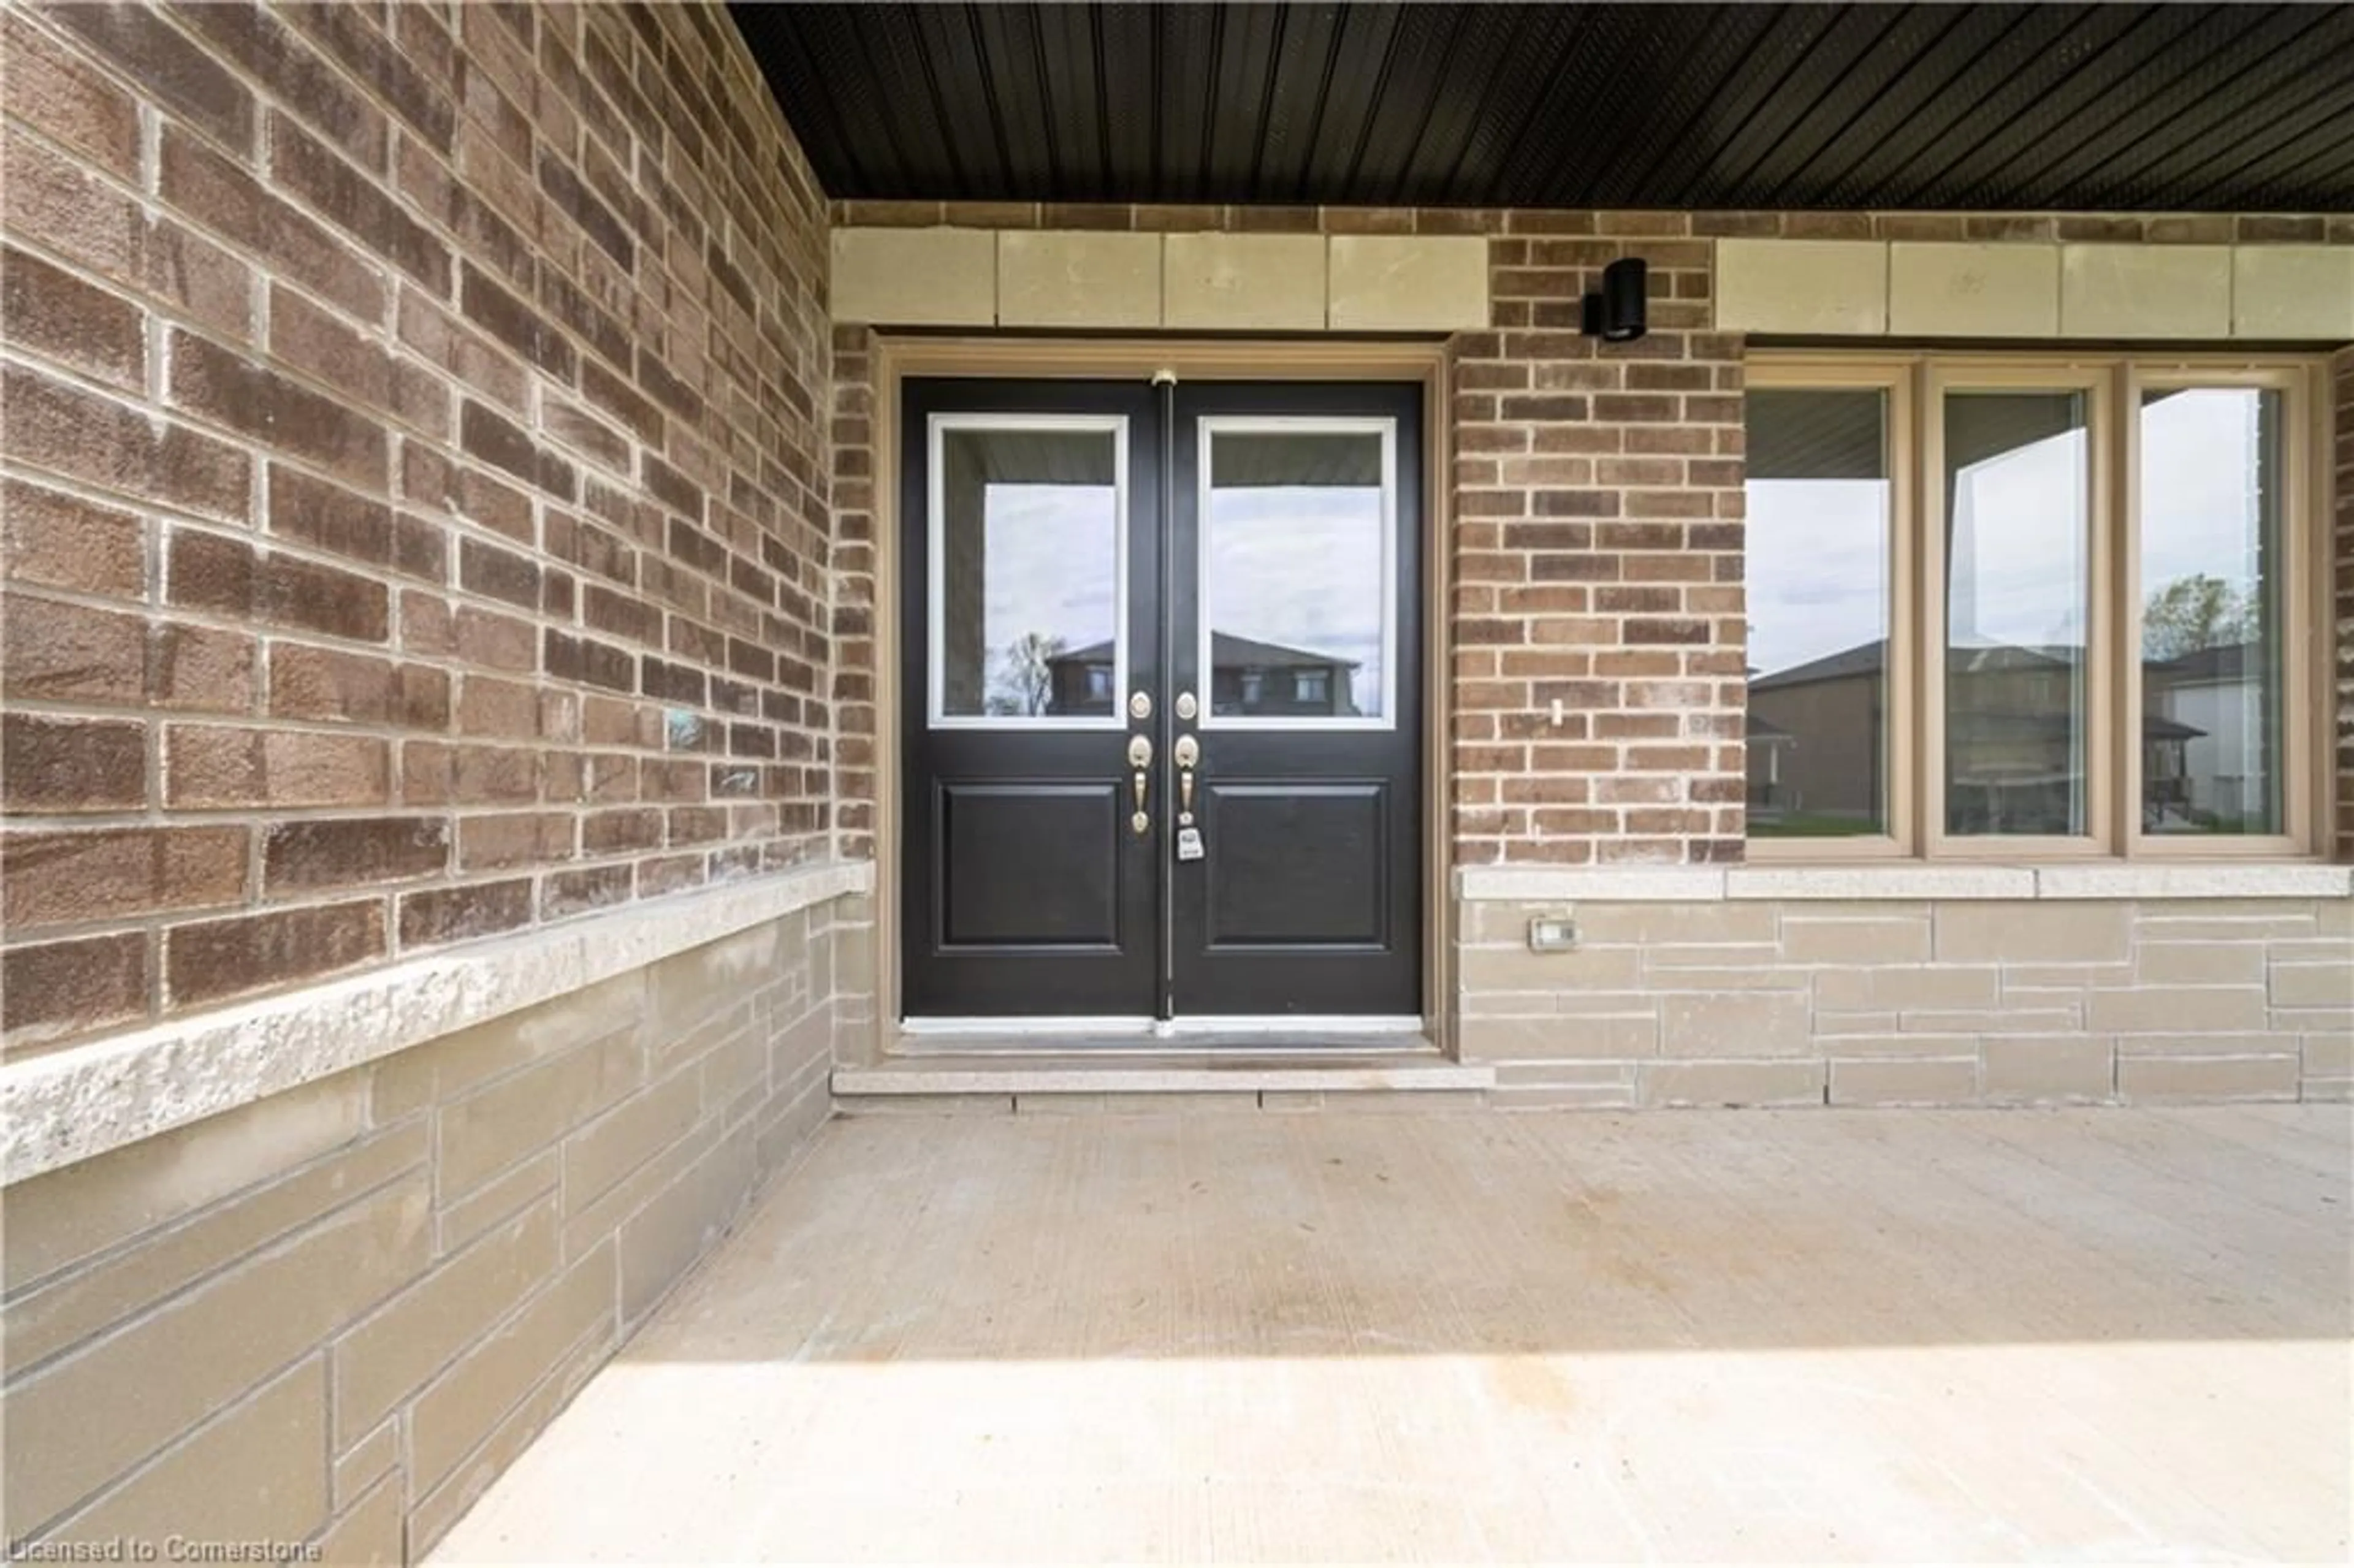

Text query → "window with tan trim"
[1743,354,2325,861]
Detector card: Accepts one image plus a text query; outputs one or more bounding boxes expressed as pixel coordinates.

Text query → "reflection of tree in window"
[986,631,1065,716]
[2144,573,2257,661]
[937,426,1118,720]
[2138,388,2282,836]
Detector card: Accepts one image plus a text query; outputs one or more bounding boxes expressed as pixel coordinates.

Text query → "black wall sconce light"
[1581,257,1648,342]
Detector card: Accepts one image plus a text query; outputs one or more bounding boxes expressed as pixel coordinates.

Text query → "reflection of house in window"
[1043,641,1117,715]
[2143,641,2265,830]
[1745,641,1887,833]
[1215,632,1357,716]
[1046,632,1360,717]
[1745,710,1796,812]
[1745,638,2207,834]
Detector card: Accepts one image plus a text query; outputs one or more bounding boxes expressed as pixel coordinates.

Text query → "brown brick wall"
[1,2,836,1052]
[1453,218,1745,867]
[829,200,2352,869]
[828,324,878,862]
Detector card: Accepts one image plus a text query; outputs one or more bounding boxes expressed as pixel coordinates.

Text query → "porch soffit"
[731,3,2354,215]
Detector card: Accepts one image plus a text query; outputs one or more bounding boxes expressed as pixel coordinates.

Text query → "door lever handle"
[1172,734,1199,821]
[1127,734,1152,835]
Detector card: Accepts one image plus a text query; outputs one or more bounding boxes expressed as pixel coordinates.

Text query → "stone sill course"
[1458,863,2354,902]
[2,862,874,1185]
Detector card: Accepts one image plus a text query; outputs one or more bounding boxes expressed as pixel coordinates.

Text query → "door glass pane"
[2138,387,2284,836]
[933,424,1120,721]
[1743,389,1892,839]
[1204,428,1388,722]
[1943,391,2090,837]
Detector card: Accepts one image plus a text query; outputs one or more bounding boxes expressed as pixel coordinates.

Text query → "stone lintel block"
[1162,232,1327,330]
[1327,234,1490,330]
[831,227,996,326]
[1889,242,2059,337]
[2060,244,2230,338]
[2231,245,2354,340]
[1713,238,1887,335]
[997,230,1162,328]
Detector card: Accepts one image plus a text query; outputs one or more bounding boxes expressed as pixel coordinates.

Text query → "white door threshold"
[889,1029,1436,1059]
[894,1015,1428,1048]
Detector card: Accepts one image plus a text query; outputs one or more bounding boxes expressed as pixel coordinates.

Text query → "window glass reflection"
[2138,388,2284,836]
[934,426,1119,721]
[1943,392,2090,837]
[1205,430,1387,721]
[1743,389,1892,837]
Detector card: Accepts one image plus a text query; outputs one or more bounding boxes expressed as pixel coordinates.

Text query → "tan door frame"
[863,335,1456,1062]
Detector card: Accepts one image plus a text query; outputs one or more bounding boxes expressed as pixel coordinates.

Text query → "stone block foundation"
[2,897,858,1561]
[1460,879,2351,1109]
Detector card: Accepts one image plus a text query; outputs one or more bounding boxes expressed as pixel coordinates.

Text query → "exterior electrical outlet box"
[1527,915,1578,953]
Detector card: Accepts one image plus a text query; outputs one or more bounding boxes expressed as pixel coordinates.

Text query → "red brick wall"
[1,2,834,1051]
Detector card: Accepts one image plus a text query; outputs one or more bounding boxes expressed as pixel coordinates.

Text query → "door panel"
[937,782,1123,946]
[1200,782,1390,947]
[900,379,1159,1018]
[1167,382,1422,1017]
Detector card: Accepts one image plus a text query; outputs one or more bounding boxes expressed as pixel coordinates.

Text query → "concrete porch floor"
[431,1105,2352,1564]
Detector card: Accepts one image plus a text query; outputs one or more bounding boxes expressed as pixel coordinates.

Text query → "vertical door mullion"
[1157,381,1185,1021]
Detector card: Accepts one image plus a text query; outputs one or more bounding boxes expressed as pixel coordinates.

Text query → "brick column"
[829,323,878,860]
[1450,216,1745,867]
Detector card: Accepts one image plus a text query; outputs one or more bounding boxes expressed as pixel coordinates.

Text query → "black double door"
[901,378,1422,1024]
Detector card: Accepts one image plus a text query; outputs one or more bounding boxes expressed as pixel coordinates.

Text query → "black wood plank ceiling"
[728,3,2354,213]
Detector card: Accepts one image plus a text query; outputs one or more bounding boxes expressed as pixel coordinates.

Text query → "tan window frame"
[1744,359,1917,860]
[2121,360,2320,860]
[1746,350,2329,864]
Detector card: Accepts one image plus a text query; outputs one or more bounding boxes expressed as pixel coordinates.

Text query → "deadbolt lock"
[1129,690,1152,720]
[1175,690,1198,721]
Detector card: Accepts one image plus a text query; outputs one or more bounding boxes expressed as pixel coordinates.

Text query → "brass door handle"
[1127,735,1152,835]
[1173,734,1199,821]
